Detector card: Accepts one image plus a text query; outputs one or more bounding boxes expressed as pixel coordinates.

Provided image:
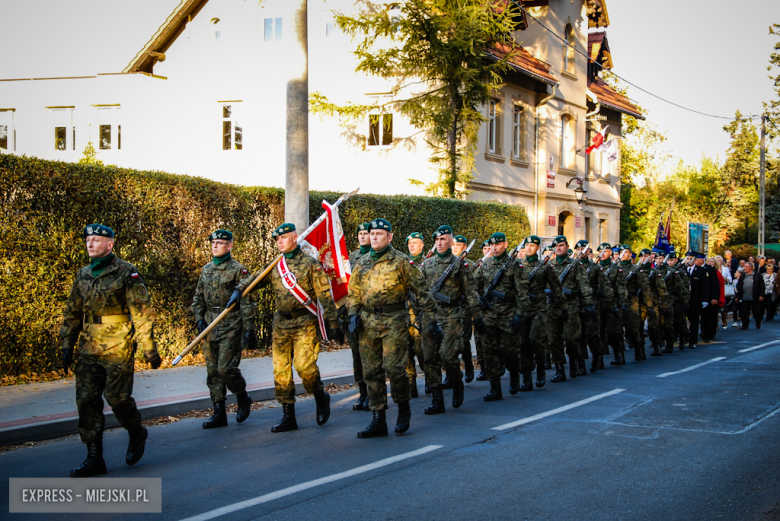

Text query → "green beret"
[621,244,632,252]
[481,240,490,248]
[525,235,541,245]
[209,229,233,242]
[272,222,296,238]
[453,235,467,244]
[575,239,589,248]
[598,242,611,251]
[639,248,652,255]
[406,232,424,244]
[432,225,453,239]
[668,250,678,259]
[368,218,392,232]
[83,223,115,239]
[551,235,567,246]
[543,246,553,253]
[356,222,370,235]
[488,232,506,245]
[568,248,573,255]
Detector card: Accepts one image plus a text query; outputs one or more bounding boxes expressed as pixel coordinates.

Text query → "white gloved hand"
[702,302,708,308]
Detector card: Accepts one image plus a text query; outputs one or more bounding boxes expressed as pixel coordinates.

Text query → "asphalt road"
[4,323,780,521]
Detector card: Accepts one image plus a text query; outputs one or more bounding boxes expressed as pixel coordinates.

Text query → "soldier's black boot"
[662,340,674,354]
[202,400,228,429]
[551,363,567,383]
[126,426,147,466]
[441,370,453,389]
[235,390,252,423]
[590,354,601,373]
[314,391,331,426]
[536,366,546,388]
[425,388,445,415]
[409,375,419,398]
[353,382,369,411]
[568,357,578,379]
[679,337,687,351]
[452,378,465,408]
[395,401,411,434]
[650,344,663,357]
[464,361,475,384]
[614,349,626,365]
[509,371,521,395]
[70,440,107,477]
[544,352,552,370]
[476,361,487,381]
[483,379,503,401]
[576,358,588,377]
[520,370,533,392]
[357,409,388,438]
[271,404,298,432]
[424,376,432,395]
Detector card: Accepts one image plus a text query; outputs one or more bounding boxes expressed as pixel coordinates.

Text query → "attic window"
[211,18,221,41]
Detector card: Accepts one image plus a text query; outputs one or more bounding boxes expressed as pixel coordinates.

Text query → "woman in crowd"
[715,256,733,329]
[732,269,742,327]
[762,263,777,321]
[707,257,726,338]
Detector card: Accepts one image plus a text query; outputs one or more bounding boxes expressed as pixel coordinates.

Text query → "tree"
[309,0,522,197]
[78,140,103,166]
[765,23,780,139]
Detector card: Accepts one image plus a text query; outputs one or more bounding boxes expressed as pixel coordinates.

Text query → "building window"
[0,110,14,151]
[264,17,283,41]
[512,104,524,159]
[326,22,342,37]
[488,100,498,154]
[599,219,605,244]
[367,114,393,147]
[560,115,575,168]
[563,24,575,74]
[585,128,603,176]
[211,18,221,42]
[584,217,591,242]
[97,107,120,150]
[221,104,243,150]
[52,108,75,151]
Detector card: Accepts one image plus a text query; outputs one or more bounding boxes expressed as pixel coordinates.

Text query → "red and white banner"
[299,200,352,308]
[277,255,331,341]
[586,127,607,155]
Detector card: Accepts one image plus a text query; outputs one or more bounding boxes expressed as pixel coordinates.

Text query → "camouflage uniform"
[421,251,482,388]
[599,260,627,357]
[620,261,651,359]
[347,246,436,411]
[191,255,255,403]
[60,255,157,444]
[655,261,684,352]
[237,247,338,404]
[638,261,671,352]
[548,256,596,366]
[516,255,563,375]
[347,247,371,385]
[473,260,487,371]
[474,252,527,381]
[405,255,426,384]
[579,258,613,361]
[668,261,691,346]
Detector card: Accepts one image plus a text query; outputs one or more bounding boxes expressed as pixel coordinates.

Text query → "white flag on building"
[599,139,619,162]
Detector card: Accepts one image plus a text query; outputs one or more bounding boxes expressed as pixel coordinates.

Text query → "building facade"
[0,0,641,245]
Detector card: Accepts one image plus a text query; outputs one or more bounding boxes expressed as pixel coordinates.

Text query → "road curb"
[0,374,357,447]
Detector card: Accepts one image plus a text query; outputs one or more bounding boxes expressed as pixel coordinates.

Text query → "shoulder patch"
[410,260,414,264]
[131,272,139,279]
[464,262,469,267]
[242,269,248,274]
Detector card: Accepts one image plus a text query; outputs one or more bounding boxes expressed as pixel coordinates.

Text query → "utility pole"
[285,0,310,230]
[759,113,767,256]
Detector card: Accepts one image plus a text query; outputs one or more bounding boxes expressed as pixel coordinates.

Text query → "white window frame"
[220,102,243,151]
[487,100,497,154]
[564,24,575,74]
[51,107,75,152]
[512,104,523,159]
[94,105,121,151]
[0,109,14,152]
[560,115,574,169]
[264,17,283,42]
[367,113,393,147]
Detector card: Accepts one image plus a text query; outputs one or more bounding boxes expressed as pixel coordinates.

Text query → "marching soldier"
[452,235,475,384]
[515,236,563,391]
[421,227,485,414]
[192,229,257,429]
[637,249,670,356]
[595,243,627,367]
[60,224,161,477]
[618,246,650,361]
[475,232,527,400]
[576,240,617,372]
[685,251,711,349]
[347,222,371,410]
[547,236,597,380]
[474,240,492,381]
[405,231,427,398]
[654,248,684,353]
[347,218,441,437]
[229,223,344,433]
[666,250,691,350]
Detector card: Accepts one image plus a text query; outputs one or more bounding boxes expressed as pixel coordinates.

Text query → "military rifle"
[558,242,590,295]
[526,252,552,283]
[430,239,477,304]
[480,244,521,311]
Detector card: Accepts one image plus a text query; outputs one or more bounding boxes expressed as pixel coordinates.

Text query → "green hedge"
[0,154,529,376]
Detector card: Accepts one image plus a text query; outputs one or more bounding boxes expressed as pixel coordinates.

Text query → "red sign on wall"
[575,217,582,228]
[547,180,555,188]
[548,215,557,227]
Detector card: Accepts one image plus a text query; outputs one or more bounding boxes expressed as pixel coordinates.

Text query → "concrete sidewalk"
[0,348,359,447]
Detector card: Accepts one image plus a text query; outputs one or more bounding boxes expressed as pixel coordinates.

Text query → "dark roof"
[587,0,610,28]
[588,78,644,119]
[588,31,612,69]
[487,42,558,85]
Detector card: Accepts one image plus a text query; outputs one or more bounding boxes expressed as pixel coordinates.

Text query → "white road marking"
[491,389,626,431]
[179,445,443,521]
[738,339,780,353]
[656,357,727,378]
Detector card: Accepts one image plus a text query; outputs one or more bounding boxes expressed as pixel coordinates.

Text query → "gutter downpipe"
[534,84,556,235]
[585,88,601,120]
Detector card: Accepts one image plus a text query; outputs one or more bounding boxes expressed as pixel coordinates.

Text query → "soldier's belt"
[488,290,514,302]
[278,308,310,320]
[363,302,406,314]
[85,314,131,324]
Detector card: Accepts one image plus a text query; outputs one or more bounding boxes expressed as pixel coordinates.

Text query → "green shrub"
[0,154,528,377]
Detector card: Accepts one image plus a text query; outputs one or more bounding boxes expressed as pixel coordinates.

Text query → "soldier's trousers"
[549,301,582,364]
[672,300,688,341]
[623,297,642,350]
[460,316,473,366]
[272,321,323,404]
[686,304,702,346]
[423,315,463,388]
[204,336,247,403]
[640,301,661,347]
[519,311,546,372]
[599,305,624,354]
[75,352,142,443]
[579,310,602,358]
[347,329,364,385]
[405,315,425,381]
[658,304,675,348]
[474,330,485,365]
[483,316,519,380]
[360,317,411,411]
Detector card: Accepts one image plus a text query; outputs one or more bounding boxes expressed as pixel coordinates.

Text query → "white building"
[0,0,641,245]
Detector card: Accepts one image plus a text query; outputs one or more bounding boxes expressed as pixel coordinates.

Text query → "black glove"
[511,314,523,334]
[348,314,361,334]
[327,327,345,344]
[561,308,569,321]
[429,321,444,345]
[226,288,242,309]
[586,305,598,319]
[244,329,258,350]
[473,317,487,335]
[62,348,74,375]
[145,351,163,370]
[196,319,208,334]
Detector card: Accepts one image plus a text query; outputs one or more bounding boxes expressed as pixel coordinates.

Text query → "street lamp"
[566,177,588,209]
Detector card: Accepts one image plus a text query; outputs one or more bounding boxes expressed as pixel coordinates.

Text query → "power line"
[512,1,762,121]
